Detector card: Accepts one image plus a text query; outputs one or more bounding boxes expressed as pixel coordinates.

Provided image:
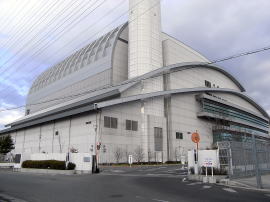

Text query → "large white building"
[1,0,269,163]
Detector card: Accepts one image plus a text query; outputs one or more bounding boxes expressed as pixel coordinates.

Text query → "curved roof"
[121,62,246,92]
[3,87,268,135]
[98,87,269,119]
[29,23,128,94]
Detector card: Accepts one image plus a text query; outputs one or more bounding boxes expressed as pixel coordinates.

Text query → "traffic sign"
[191,132,200,143]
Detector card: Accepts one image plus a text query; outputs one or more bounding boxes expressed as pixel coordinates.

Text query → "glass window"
[126,120,138,131]
[126,120,132,130]
[111,117,118,129]
[176,132,183,139]
[154,127,163,151]
[205,80,211,88]
[104,116,110,128]
[132,121,138,131]
[104,116,117,129]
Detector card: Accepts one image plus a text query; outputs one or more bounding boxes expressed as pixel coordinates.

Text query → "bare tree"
[123,148,130,163]
[114,147,123,163]
[148,150,154,163]
[174,147,180,162]
[134,146,144,163]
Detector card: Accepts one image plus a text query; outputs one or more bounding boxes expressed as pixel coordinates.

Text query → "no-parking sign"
[203,158,213,167]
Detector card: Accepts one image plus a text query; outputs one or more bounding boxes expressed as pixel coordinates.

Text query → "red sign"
[191,132,200,143]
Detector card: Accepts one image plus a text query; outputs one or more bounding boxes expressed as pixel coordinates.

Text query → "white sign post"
[203,158,213,178]
[128,155,133,167]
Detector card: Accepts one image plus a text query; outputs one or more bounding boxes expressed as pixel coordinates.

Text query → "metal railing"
[218,137,270,189]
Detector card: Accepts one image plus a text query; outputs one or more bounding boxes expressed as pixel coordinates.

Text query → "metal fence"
[218,136,270,188]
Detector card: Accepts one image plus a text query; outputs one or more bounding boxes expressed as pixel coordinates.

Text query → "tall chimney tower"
[128,0,163,79]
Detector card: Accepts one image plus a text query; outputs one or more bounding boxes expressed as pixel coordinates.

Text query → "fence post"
[252,134,263,189]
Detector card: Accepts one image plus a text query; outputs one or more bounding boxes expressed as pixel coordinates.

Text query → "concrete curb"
[217,182,270,193]
[19,168,77,175]
[188,174,270,193]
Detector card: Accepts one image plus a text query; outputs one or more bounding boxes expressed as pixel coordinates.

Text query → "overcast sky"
[0,0,270,129]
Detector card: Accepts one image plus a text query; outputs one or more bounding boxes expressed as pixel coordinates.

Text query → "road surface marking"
[136,195,145,199]
[187,182,202,186]
[223,188,237,193]
[202,185,212,189]
[152,198,169,202]
[0,194,27,202]
[111,170,124,173]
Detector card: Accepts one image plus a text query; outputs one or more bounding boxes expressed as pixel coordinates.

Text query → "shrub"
[22,160,66,170]
[189,167,195,174]
[165,161,182,164]
[67,162,76,170]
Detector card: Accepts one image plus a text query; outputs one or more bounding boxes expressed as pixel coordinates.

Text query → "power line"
[1,43,270,113]
[0,0,107,81]
[0,0,91,71]
[1,0,139,88]
[0,0,29,35]
[0,0,41,57]
[0,0,60,66]
[0,0,125,94]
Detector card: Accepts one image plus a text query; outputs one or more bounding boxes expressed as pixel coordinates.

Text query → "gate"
[217,136,270,188]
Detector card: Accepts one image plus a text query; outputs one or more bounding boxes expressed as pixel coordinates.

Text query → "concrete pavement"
[232,174,270,190]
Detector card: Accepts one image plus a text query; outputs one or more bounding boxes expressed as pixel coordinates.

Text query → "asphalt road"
[0,167,269,202]
[100,164,188,177]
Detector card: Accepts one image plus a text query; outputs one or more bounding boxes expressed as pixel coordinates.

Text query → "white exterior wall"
[52,119,71,153]
[23,126,40,153]
[27,70,111,113]
[129,0,163,78]
[11,113,97,156]
[100,102,142,163]
[14,130,25,154]
[213,92,265,116]
[69,114,96,154]
[112,27,129,85]
[162,33,209,66]
[170,94,213,160]
[40,123,54,154]
[121,75,164,98]
[169,67,241,91]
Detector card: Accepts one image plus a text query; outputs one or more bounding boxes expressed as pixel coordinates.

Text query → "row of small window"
[104,116,138,131]
[205,80,219,88]
[104,116,184,138]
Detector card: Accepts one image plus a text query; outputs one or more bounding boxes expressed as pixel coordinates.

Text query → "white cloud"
[0,101,25,129]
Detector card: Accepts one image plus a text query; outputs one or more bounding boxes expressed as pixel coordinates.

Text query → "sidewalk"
[232,174,270,190]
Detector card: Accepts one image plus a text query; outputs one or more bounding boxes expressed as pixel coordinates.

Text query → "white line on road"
[152,198,170,202]
[111,170,124,173]
[202,185,212,189]
[0,194,27,202]
[187,182,202,186]
[223,188,238,193]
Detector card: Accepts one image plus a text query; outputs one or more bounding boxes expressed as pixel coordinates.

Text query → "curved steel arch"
[98,87,269,119]
[28,24,125,94]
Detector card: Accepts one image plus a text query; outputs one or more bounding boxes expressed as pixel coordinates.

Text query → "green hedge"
[67,162,76,170]
[22,160,66,170]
